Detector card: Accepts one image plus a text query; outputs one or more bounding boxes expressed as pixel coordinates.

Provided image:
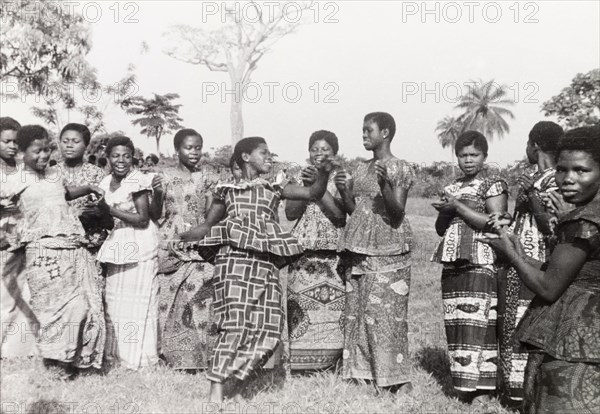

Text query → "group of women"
[0,113,598,413]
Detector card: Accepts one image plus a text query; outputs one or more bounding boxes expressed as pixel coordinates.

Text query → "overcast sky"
[4,1,599,166]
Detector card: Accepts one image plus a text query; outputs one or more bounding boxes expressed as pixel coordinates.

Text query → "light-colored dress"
[5,166,105,367]
[431,174,508,392]
[284,169,348,370]
[98,170,160,370]
[337,158,415,387]
[0,160,37,358]
[156,168,217,369]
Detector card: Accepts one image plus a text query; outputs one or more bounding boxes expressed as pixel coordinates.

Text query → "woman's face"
[526,139,538,164]
[0,129,18,162]
[176,135,203,169]
[244,143,273,174]
[108,145,133,178]
[362,120,386,151]
[309,139,334,167]
[556,150,600,206]
[59,130,87,162]
[22,138,51,172]
[456,144,487,177]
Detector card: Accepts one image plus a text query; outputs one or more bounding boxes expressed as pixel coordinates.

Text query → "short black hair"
[173,128,203,150]
[557,125,600,164]
[364,112,396,140]
[16,125,49,151]
[97,157,108,167]
[146,154,159,165]
[232,137,267,168]
[308,130,339,155]
[88,154,97,164]
[529,121,563,152]
[48,159,57,167]
[0,117,21,134]
[60,123,91,146]
[455,130,489,156]
[105,136,135,157]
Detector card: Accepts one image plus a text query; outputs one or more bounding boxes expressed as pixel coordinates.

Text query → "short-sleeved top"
[337,158,415,256]
[516,194,600,362]
[289,167,345,251]
[96,170,160,264]
[58,161,108,248]
[188,178,303,268]
[431,175,508,265]
[510,167,557,262]
[3,166,85,245]
[156,168,218,267]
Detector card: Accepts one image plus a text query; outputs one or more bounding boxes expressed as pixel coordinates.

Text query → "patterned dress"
[284,170,348,370]
[498,167,556,401]
[337,158,415,387]
[515,195,600,414]
[5,166,105,368]
[0,160,37,358]
[431,175,508,392]
[97,170,160,370]
[189,178,303,383]
[57,162,109,250]
[156,168,217,369]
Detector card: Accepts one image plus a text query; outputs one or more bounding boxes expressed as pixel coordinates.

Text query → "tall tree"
[542,68,600,128]
[435,116,463,161]
[164,1,311,144]
[455,79,515,140]
[121,93,184,155]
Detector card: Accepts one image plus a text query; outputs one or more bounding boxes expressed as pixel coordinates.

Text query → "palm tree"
[455,79,515,140]
[435,116,463,161]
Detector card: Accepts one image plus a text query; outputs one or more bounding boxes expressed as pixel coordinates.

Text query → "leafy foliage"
[542,68,600,128]
[121,93,183,155]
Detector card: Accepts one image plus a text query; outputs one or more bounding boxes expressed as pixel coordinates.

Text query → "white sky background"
[3,0,600,167]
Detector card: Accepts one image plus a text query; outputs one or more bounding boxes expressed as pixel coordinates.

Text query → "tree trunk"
[230,98,244,144]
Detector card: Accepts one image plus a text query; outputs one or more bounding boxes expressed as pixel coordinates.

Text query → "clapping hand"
[543,190,573,219]
[334,170,353,194]
[486,212,513,233]
[475,231,524,263]
[517,174,536,193]
[374,160,389,188]
[431,191,458,213]
[300,165,318,185]
[152,173,166,197]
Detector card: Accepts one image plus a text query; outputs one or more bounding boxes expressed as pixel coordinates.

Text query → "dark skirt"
[524,353,600,414]
[441,263,498,392]
[206,246,284,383]
[497,265,535,401]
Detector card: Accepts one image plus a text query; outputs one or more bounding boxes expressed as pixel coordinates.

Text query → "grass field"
[0,198,513,414]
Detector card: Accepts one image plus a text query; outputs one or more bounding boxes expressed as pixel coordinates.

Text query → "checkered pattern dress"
[192,179,303,382]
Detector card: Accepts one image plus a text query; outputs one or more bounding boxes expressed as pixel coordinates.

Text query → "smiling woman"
[96,136,161,371]
[481,126,600,413]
